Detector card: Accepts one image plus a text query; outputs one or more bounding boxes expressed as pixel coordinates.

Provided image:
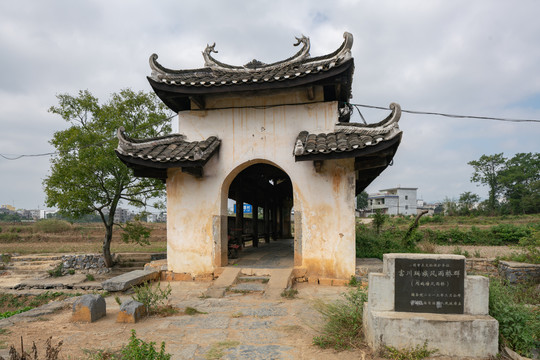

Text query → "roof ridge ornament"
[200,34,312,71]
[334,103,402,139]
[149,32,351,78]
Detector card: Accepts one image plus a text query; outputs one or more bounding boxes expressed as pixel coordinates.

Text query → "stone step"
[204,267,241,298]
[229,282,266,293]
[237,276,270,283]
[114,252,166,262]
[264,268,294,299]
[10,255,63,262]
[7,260,60,266]
[115,261,148,268]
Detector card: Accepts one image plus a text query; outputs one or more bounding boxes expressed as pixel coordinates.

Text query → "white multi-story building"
[368,187,418,216]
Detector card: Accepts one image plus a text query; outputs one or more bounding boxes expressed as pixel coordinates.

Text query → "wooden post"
[264,200,270,243]
[253,202,259,248]
[235,191,244,246]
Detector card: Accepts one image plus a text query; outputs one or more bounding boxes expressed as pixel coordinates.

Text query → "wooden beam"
[307,86,315,100]
[189,95,206,110]
[182,166,203,178]
[314,160,323,173]
[355,157,388,171]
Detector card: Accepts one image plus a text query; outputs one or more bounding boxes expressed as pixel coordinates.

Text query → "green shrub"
[33,219,72,233]
[356,225,420,259]
[420,223,531,246]
[490,224,530,244]
[48,263,64,277]
[489,278,538,356]
[313,286,367,350]
[120,330,171,360]
[132,281,172,315]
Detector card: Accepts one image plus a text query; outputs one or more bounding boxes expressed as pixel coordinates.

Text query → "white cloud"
[1,0,540,209]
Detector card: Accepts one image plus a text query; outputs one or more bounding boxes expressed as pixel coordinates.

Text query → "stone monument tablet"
[394,258,464,314]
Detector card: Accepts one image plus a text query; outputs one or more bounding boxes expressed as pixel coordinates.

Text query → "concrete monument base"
[363,253,499,358]
[363,307,498,357]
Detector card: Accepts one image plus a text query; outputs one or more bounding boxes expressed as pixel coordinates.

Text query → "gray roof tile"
[115,127,220,167]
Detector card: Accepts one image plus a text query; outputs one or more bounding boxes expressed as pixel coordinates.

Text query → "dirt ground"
[1,282,383,360]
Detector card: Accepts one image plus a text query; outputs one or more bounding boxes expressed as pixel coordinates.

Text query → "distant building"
[368,187,418,216]
[1,205,15,211]
[115,208,135,223]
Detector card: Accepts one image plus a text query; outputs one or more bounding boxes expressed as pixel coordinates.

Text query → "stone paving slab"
[101,269,159,292]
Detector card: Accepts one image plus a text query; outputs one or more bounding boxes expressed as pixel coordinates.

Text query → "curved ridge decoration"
[148,32,353,78]
[334,103,401,139]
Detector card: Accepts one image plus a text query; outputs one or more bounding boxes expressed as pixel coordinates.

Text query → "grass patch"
[489,277,539,357]
[86,274,96,281]
[312,286,367,350]
[205,340,240,360]
[0,291,79,317]
[280,288,298,299]
[379,341,437,360]
[48,262,65,277]
[184,306,207,315]
[34,219,72,233]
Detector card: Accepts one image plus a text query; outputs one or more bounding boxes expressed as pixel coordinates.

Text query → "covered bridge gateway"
[115,32,402,280]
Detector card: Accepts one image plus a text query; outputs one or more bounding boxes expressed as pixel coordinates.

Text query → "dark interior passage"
[227,164,293,251]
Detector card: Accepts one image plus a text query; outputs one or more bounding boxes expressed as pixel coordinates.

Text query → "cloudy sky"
[1,0,539,210]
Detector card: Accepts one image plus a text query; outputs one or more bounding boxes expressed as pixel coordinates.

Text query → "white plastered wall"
[166,89,356,279]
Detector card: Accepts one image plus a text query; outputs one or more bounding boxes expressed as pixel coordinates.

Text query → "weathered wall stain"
[167,90,356,279]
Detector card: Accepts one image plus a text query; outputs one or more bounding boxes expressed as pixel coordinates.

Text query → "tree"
[499,153,540,214]
[458,191,480,215]
[468,153,506,213]
[443,196,458,216]
[356,191,369,210]
[44,89,172,267]
[372,209,387,234]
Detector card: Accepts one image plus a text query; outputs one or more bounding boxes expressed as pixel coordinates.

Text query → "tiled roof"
[147,33,355,112]
[115,127,220,176]
[149,32,353,89]
[294,103,402,159]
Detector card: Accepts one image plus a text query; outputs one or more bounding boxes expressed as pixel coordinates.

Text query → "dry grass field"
[0,221,166,254]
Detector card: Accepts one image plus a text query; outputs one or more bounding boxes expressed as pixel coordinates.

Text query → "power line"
[0,114,176,161]
[351,103,540,123]
[2,104,539,161]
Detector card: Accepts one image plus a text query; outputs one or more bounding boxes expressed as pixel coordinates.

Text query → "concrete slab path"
[0,282,378,360]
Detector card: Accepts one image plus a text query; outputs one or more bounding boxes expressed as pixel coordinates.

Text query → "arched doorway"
[225,163,294,267]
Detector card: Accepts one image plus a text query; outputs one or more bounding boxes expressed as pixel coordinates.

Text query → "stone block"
[160,271,174,281]
[144,259,168,272]
[175,272,194,281]
[318,278,333,286]
[331,279,349,287]
[194,274,213,282]
[465,275,489,315]
[292,267,307,278]
[117,299,146,323]
[101,269,159,292]
[367,273,393,311]
[307,277,318,285]
[72,294,106,322]
[498,260,540,284]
